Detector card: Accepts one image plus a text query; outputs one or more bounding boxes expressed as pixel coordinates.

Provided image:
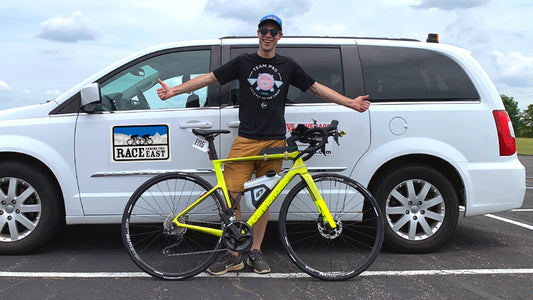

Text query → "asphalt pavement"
[0,156,531,299]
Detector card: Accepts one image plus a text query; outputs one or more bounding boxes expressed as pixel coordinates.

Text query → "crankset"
[222,220,253,252]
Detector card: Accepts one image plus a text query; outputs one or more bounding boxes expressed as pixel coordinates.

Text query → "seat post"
[205,137,218,160]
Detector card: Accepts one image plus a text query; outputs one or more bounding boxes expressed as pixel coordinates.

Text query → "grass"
[517,138,533,155]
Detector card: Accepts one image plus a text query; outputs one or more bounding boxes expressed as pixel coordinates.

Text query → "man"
[156,14,370,275]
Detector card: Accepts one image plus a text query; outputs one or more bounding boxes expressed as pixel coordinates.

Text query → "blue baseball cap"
[259,14,282,30]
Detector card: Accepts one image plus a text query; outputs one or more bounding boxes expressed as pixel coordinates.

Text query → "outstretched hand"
[156,78,172,101]
[350,95,370,112]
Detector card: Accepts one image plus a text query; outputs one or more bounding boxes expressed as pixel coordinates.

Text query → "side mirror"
[80,83,102,113]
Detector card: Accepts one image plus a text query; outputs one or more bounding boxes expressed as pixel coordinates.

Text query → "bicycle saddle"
[192,129,231,139]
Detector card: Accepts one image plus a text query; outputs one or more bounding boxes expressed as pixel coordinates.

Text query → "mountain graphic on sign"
[114,133,168,146]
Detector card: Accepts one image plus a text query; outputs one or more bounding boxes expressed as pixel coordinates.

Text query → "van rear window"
[359,46,479,102]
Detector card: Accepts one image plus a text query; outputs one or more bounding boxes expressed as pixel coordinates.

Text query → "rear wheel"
[279,174,384,281]
[122,173,225,280]
[373,164,459,253]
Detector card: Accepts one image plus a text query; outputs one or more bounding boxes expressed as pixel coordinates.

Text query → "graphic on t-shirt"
[248,73,283,92]
[247,64,284,108]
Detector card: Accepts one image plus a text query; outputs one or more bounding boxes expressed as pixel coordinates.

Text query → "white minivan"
[0,35,525,254]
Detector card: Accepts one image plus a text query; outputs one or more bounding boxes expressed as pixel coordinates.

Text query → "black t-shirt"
[214,53,316,140]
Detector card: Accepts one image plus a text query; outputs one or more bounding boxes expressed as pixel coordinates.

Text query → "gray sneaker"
[207,252,244,275]
[246,250,271,274]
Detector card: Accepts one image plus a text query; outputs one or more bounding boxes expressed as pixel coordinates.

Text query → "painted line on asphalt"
[511,208,533,212]
[1,269,533,279]
[485,214,533,231]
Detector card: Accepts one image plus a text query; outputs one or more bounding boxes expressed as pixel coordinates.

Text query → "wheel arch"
[367,154,465,208]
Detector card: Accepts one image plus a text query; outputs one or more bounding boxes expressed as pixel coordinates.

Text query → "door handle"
[227,121,240,128]
[179,121,213,129]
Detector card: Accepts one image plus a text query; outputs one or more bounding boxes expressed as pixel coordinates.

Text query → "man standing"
[156,14,370,275]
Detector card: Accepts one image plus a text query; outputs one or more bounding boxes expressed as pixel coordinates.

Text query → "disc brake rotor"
[317,215,343,239]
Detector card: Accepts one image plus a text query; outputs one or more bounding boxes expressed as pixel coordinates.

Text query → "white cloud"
[412,0,490,10]
[204,0,312,25]
[36,11,99,43]
[492,51,533,87]
[0,80,11,91]
[44,89,62,97]
[444,11,492,45]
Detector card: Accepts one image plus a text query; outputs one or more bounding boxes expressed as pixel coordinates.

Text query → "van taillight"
[493,110,516,156]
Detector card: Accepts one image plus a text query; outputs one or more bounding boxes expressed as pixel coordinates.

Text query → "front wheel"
[0,161,62,254]
[279,174,384,281]
[121,173,225,280]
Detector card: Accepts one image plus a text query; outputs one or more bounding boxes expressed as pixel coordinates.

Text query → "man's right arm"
[157,72,218,100]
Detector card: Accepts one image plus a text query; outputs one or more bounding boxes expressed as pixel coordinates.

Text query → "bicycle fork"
[299,171,338,230]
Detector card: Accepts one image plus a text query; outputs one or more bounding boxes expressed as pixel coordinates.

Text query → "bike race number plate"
[192,137,209,152]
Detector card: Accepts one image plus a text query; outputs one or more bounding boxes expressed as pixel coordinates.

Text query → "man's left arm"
[309,82,370,112]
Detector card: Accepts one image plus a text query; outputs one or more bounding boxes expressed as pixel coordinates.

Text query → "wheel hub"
[5,204,15,214]
[163,214,188,236]
[317,216,343,239]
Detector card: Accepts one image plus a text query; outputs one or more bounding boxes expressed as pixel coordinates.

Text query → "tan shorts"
[224,136,286,192]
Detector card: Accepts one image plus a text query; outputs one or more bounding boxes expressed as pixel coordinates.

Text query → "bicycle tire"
[121,173,225,280]
[279,173,384,281]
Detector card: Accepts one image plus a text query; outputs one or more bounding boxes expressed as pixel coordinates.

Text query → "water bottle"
[244,170,281,210]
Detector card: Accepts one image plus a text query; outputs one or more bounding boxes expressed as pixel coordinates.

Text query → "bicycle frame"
[172,150,337,237]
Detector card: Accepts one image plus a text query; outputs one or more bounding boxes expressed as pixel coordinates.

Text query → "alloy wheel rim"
[385,179,445,241]
[0,177,42,242]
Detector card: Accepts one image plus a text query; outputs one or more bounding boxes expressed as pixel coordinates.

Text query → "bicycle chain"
[163,247,227,257]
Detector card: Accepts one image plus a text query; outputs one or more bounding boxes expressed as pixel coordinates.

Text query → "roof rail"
[220,36,421,42]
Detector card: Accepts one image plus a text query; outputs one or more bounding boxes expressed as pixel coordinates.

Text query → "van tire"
[373,164,459,253]
[0,161,63,254]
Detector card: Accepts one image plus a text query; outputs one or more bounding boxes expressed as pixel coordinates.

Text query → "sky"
[1,0,532,111]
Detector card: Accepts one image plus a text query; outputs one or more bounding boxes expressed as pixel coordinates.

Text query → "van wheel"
[373,164,458,253]
[0,161,62,254]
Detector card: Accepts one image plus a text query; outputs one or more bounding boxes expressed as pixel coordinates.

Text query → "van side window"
[229,47,343,104]
[359,46,479,102]
[99,50,210,111]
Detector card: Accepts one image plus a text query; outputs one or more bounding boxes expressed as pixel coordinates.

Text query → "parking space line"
[485,214,533,230]
[1,269,533,279]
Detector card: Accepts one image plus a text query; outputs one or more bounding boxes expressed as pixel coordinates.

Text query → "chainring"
[222,220,253,252]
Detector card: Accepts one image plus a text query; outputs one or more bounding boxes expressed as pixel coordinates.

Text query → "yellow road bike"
[121,120,384,281]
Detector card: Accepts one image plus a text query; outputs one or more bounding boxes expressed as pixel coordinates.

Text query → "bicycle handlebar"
[287,120,345,161]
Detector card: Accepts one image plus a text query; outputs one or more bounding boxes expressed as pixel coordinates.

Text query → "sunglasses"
[259,27,280,37]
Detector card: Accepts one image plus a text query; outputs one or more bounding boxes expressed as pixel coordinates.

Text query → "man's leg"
[245,139,286,273]
[251,208,269,251]
[246,208,271,274]
[228,190,267,251]
[207,137,255,276]
[251,138,285,251]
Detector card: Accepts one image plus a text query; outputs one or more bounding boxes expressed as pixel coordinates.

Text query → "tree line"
[502,94,533,138]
